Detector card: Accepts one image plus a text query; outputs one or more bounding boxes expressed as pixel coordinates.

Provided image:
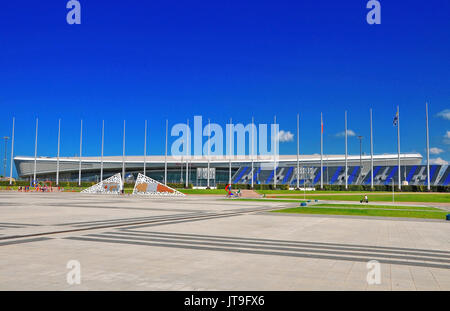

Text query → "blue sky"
[1,0,449,177]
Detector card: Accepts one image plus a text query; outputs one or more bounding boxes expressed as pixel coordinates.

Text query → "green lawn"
[232,198,307,203]
[257,190,370,194]
[313,203,441,211]
[272,207,449,219]
[178,189,227,195]
[265,193,450,203]
[179,189,378,195]
[232,199,441,210]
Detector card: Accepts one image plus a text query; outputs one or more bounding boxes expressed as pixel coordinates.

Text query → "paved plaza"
[0,192,449,290]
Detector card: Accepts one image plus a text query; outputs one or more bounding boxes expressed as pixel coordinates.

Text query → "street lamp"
[2,136,9,178]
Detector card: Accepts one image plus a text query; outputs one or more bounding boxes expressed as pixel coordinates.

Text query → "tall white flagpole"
[56,119,61,186]
[229,118,232,185]
[426,102,430,191]
[320,112,323,189]
[143,120,147,176]
[185,119,189,188]
[370,108,374,190]
[78,119,82,187]
[165,119,168,184]
[33,118,38,184]
[251,116,255,189]
[207,118,211,188]
[345,111,348,190]
[9,117,15,185]
[273,115,277,188]
[122,120,126,188]
[397,106,401,190]
[100,120,104,182]
[296,113,300,189]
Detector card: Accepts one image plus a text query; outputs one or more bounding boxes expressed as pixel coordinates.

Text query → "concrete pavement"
[0,192,449,290]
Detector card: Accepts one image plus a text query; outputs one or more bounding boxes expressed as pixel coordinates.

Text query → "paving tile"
[0,192,449,290]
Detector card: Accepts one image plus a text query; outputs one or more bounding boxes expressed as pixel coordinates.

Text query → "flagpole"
[9,117,15,185]
[274,115,277,188]
[33,118,38,184]
[426,102,430,191]
[296,113,300,190]
[78,119,82,187]
[229,118,232,185]
[251,116,255,189]
[320,112,323,189]
[345,111,348,190]
[370,108,374,190]
[143,120,147,176]
[397,106,401,190]
[207,118,211,188]
[100,120,104,182]
[56,119,61,186]
[165,119,168,184]
[185,119,189,188]
[122,120,126,189]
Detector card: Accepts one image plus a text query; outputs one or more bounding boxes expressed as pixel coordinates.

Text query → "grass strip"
[314,203,441,211]
[265,193,450,203]
[272,207,449,219]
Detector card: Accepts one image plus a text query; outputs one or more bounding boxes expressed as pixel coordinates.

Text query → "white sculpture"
[133,173,185,197]
[81,173,122,194]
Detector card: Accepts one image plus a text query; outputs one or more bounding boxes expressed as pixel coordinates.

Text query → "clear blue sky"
[1,0,449,177]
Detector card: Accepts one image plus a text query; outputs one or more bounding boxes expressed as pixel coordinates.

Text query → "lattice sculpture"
[81,173,122,194]
[132,173,185,197]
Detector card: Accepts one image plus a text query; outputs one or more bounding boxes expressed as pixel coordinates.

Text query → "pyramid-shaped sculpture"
[81,173,122,194]
[133,173,185,197]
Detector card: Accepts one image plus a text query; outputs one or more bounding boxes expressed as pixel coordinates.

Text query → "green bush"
[0,180,102,188]
[216,183,289,190]
[315,184,450,192]
[256,184,289,190]
[55,181,95,188]
[169,183,193,189]
[123,182,134,188]
[3,179,448,192]
[0,180,30,186]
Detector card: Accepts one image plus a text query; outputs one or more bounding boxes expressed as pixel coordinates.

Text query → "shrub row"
[216,183,289,190]
[0,180,136,188]
[0,180,27,186]
[2,180,448,192]
[315,184,450,192]
[0,180,195,189]
[168,183,193,189]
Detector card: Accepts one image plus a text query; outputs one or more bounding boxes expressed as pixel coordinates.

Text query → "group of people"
[225,184,241,198]
[17,185,58,192]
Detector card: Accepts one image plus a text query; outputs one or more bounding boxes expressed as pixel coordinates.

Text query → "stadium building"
[12,152,450,186]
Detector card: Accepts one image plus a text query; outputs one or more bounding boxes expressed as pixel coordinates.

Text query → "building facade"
[14,153,450,186]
